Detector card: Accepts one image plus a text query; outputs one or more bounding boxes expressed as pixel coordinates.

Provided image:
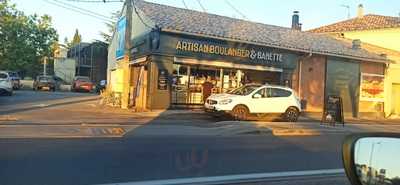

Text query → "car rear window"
[0,73,8,79]
[8,72,18,77]
[77,77,90,82]
[39,77,52,82]
[268,88,292,97]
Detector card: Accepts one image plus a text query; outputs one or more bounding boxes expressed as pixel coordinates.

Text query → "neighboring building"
[68,42,108,84]
[54,44,76,84]
[107,0,387,118]
[309,4,400,117]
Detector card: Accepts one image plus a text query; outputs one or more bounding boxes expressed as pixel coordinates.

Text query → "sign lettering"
[176,40,283,63]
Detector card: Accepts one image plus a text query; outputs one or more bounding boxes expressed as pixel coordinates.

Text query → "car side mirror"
[253,93,262,99]
[342,134,400,185]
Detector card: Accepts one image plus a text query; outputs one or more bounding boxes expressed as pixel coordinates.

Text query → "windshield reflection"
[226,85,261,96]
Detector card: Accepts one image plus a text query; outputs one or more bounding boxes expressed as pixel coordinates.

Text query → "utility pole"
[125,0,132,55]
[121,0,133,109]
[43,57,47,76]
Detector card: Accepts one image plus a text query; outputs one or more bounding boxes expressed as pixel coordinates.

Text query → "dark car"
[95,80,107,94]
[33,75,56,91]
[52,75,67,90]
[7,71,21,90]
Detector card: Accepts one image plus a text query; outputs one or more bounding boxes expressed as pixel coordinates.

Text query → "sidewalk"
[2,120,400,138]
[0,122,272,138]
[299,115,400,125]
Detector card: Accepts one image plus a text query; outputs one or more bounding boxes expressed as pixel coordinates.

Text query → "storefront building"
[309,6,400,118]
[108,0,388,118]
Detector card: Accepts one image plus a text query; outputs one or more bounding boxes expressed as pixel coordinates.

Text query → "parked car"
[204,84,302,121]
[0,71,13,96]
[72,76,94,92]
[7,71,21,90]
[52,75,67,90]
[33,75,56,91]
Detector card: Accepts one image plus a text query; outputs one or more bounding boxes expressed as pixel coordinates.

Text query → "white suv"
[204,84,301,121]
[0,71,13,96]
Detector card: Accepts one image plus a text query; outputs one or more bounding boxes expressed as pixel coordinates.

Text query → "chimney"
[291,11,302,31]
[357,4,364,18]
[352,39,361,49]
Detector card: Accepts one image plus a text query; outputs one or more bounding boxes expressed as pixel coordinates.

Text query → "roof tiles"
[135,0,387,62]
[309,14,400,33]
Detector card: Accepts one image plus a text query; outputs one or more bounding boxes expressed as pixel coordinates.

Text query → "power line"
[131,0,155,30]
[64,0,123,2]
[54,0,114,21]
[181,0,188,9]
[196,0,206,12]
[340,4,351,19]
[224,0,248,20]
[43,0,112,22]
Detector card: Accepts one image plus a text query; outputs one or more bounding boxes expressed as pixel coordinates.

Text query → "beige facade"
[342,28,400,51]
[54,58,76,84]
[311,17,400,117]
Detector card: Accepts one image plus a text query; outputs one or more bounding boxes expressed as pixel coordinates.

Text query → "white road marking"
[32,103,49,108]
[98,168,345,185]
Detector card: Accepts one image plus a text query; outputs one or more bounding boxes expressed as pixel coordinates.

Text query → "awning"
[129,56,148,65]
[174,57,283,72]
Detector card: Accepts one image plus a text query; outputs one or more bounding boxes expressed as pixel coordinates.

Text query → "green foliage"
[100,11,120,43]
[0,0,58,77]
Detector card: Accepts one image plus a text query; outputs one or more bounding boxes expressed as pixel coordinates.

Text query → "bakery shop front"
[108,0,388,118]
[129,32,299,109]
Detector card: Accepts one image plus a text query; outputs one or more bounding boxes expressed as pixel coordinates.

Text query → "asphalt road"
[0,134,348,185]
[0,90,353,185]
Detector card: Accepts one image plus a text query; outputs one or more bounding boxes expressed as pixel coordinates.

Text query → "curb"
[272,129,322,136]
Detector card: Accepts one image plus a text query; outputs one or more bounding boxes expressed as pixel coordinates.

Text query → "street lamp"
[368,141,382,185]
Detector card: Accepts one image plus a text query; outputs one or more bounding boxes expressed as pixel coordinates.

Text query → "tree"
[71,29,82,47]
[63,37,69,47]
[0,0,58,77]
[100,11,120,43]
[392,177,400,185]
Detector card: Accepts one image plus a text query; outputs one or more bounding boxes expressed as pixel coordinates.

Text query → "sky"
[355,137,400,179]
[10,0,400,43]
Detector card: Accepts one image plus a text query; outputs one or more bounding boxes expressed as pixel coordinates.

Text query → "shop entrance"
[171,63,281,105]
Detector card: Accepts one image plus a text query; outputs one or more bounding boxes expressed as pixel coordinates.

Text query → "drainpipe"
[298,49,313,99]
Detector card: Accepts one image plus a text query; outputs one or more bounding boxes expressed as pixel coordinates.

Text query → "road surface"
[0,134,348,185]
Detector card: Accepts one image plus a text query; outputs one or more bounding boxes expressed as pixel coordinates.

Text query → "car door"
[247,87,270,113]
[266,88,293,113]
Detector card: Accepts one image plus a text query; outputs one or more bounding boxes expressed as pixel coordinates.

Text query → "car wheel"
[232,105,249,121]
[284,107,299,122]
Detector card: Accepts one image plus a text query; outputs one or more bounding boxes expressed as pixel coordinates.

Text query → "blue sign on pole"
[116,16,126,60]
